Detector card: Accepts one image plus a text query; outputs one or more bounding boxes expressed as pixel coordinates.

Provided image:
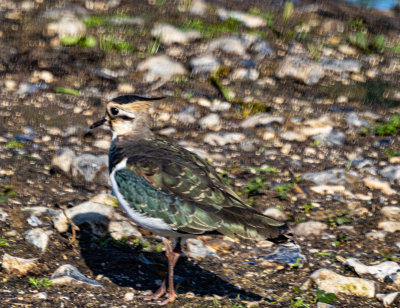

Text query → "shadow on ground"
[77,225,262,301]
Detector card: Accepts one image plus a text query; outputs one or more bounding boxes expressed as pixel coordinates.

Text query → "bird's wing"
[113,137,284,239]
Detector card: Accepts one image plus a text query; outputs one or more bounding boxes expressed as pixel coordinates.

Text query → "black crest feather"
[111,94,165,104]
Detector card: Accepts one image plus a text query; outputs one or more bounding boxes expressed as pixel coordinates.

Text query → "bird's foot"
[156,292,177,306]
[143,281,166,301]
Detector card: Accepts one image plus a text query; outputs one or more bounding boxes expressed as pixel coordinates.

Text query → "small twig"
[62,209,78,245]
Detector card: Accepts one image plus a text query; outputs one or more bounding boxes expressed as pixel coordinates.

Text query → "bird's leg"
[157,238,181,306]
[143,238,181,304]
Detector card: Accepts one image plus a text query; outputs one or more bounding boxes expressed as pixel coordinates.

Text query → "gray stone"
[204,132,246,146]
[240,114,284,129]
[137,55,187,82]
[240,141,256,152]
[0,208,9,222]
[312,130,345,146]
[380,165,400,183]
[177,105,200,124]
[24,228,51,253]
[23,206,61,217]
[293,221,327,237]
[2,253,38,277]
[253,40,274,56]
[345,258,400,287]
[376,292,400,307]
[264,242,306,267]
[109,220,142,241]
[346,112,371,128]
[310,269,376,298]
[186,238,217,259]
[151,24,201,45]
[208,36,247,56]
[27,216,43,227]
[276,56,325,85]
[303,168,359,185]
[320,59,362,73]
[210,100,231,112]
[199,113,221,131]
[231,68,259,80]
[71,154,109,186]
[190,55,220,74]
[217,9,266,28]
[51,264,102,287]
[17,82,49,95]
[381,206,400,220]
[51,147,75,174]
[263,208,287,221]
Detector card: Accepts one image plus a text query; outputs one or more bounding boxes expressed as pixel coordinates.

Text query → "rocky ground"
[1,0,400,307]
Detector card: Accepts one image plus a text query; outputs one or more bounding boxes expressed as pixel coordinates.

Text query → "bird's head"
[90,94,164,137]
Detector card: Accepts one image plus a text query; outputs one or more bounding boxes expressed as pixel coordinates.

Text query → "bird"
[90,94,288,305]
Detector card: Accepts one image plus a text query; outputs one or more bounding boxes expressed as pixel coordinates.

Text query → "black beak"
[90,117,106,129]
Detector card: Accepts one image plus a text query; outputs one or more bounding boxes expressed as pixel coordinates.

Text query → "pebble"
[23,206,61,217]
[189,0,207,16]
[263,242,306,266]
[364,177,396,195]
[217,8,266,28]
[338,44,358,55]
[276,56,325,85]
[365,231,387,240]
[24,228,51,253]
[124,292,135,301]
[199,113,221,131]
[32,292,48,300]
[207,36,247,56]
[51,264,102,287]
[240,114,284,129]
[312,130,345,146]
[303,168,359,185]
[151,24,201,45]
[109,220,142,240]
[252,40,274,56]
[190,55,220,74]
[27,215,43,227]
[177,105,200,124]
[186,238,217,258]
[17,82,48,95]
[376,292,400,307]
[204,132,246,146]
[210,100,231,112]
[378,221,400,233]
[51,147,75,174]
[293,221,327,237]
[137,55,187,82]
[320,59,361,73]
[381,206,400,220]
[380,165,400,183]
[346,112,370,128]
[281,131,306,142]
[231,68,259,81]
[2,253,38,277]
[45,15,86,39]
[344,258,400,286]
[70,154,109,186]
[0,208,9,222]
[310,268,376,297]
[263,208,287,221]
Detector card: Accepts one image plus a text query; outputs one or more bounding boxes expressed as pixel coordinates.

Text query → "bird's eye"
[110,107,119,116]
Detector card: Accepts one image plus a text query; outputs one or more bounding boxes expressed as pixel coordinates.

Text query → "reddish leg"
[143,238,181,305]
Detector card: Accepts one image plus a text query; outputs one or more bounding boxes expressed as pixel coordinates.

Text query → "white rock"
[177,105,199,124]
[345,258,400,287]
[310,185,346,195]
[109,220,142,240]
[71,154,109,186]
[217,8,266,28]
[276,56,325,85]
[32,292,48,300]
[151,24,201,45]
[27,216,43,227]
[293,221,327,237]
[51,264,102,287]
[204,132,245,146]
[380,165,400,183]
[189,0,207,15]
[303,169,359,185]
[378,221,400,233]
[381,206,400,220]
[281,131,307,142]
[23,206,61,217]
[346,112,370,128]
[263,208,287,221]
[364,178,396,195]
[51,147,75,174]
[310,269,376,298]
[199,113,221,131]
[186,238,217,259]
[45,15,86,39]
[93,139,111,150]
[0,208,9,222]
[210,100,231,112]
[313,130,345,146]
[190,55,220,74]
[320,58,362,73]
[376,292,400,308]
[85,0,121,10]
[208,36,247,56]
[231,68,259,80]
[365,231,387,240]
[137,55,187,82]
[240,114,284,128]
[124,292,135,301]
[2,253,38,276]
[24,228,51,253]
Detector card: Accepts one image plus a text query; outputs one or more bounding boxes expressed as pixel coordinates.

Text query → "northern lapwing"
[91,94,287,305]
